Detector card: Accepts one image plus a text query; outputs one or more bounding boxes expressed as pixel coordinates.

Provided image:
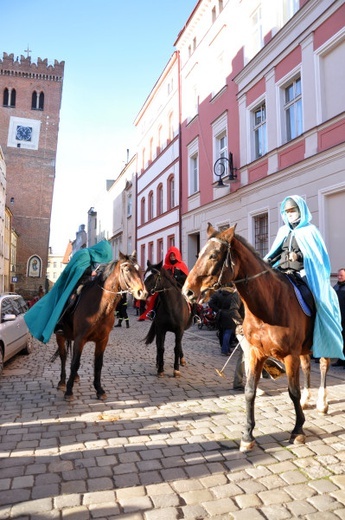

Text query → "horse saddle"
[285,273,315,317]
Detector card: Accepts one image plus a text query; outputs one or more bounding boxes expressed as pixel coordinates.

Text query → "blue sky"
[1,0,196,254]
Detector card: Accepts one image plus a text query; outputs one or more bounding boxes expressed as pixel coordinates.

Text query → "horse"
[182,223,330,452]
[55,251,147,401]
[143,260,193,377]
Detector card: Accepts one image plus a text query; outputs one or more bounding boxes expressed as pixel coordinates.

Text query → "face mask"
[286,209,300,224]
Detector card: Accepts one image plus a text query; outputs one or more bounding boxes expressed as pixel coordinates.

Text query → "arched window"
[32,90,44,110]
[148,191,154,220]
[157,184,163,216]
[167,175,175,210]
[3,88,16,107]
[140,197,146,225]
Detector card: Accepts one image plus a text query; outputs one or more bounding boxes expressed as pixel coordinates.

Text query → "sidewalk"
[1,308,345,519]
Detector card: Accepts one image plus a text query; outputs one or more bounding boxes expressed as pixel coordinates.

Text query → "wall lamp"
[213,152,238,188]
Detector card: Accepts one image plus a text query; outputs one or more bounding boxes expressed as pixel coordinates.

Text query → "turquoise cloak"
[265,195,344,359]
[24,240,113,344]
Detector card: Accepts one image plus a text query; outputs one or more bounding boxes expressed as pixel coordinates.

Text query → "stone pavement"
[1,308,345,520]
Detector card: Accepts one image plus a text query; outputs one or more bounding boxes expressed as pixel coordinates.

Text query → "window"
[3,87,16,107]
[157,239,163,262]
[140,197,145,225]
[157,184,163,216]
[246,6,263,61]
[189,154,199,195]
[254,213,268,258]
[253,102,267,158]
[32,91,44,110]
[140,244,146,269]
[168,235,175,248]
[168,175,175,210]
[284,77,302,141]
[148,191,154,220]
[168,112,174,142]
[127,194,132,217]
[213,114,228,178]
[148,242,154,262]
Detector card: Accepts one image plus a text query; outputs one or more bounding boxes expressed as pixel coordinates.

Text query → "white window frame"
[252,99,267,159]
[212,113,228,179]
[276,67,303,146]
[188,138,199,196]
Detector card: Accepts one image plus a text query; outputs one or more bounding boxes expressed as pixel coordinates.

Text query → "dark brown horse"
[182,224,330,452]
[55,252,147,401]
[144,261,193,377]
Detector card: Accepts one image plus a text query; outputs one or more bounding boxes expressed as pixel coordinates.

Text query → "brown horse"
[55,252,147,401]
[182,224,330,452]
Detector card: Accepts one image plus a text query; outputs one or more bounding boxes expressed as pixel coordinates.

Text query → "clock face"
[16,125,33,142]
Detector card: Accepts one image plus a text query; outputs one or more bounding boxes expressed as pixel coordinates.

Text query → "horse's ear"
[157,261,163,270]
[223,224,237,241]
[118,251,124,260]
[147,259,152,268]
[207,223,216,237]
[131,250,137,259]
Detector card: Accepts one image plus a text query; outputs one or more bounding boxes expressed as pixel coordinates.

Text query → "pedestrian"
[114,293,130,328]
[265,195,344,362]
[139,246,189,320]
[332,268,345,367]
[209,287,239,356]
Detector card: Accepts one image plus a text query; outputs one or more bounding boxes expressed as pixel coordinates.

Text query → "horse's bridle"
[101,260,140,296]
[144,267,171,295]
[208,236,269,289]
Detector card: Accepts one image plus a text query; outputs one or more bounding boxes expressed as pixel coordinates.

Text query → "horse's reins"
[209,237,269,288]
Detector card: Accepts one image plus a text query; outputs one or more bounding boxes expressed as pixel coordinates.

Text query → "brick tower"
[0,52,64,298]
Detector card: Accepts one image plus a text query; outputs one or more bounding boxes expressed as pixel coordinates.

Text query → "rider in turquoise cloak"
[24,240,112,344]
[265,195,344,360]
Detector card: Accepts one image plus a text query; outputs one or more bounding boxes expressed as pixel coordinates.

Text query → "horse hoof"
[74,374,80,383]
[157,372,164,378]
[174,370,181,378]
[180,358,186,367]
[64,394,74,402]
[240,439,255,452]
[317,404,328,415]
[57,383,66,391]
[97,393,107,401]
[290,433,306,445]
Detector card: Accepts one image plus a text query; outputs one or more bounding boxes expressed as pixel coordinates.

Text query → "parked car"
[0,293,32,375]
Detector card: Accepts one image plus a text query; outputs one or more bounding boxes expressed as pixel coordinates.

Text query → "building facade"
[176,0,345,278]
[0,52,64,298]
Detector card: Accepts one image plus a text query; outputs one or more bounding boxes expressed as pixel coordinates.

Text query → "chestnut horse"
[144,261,193,377]
[55,252,147,401]
[182,224,330,452]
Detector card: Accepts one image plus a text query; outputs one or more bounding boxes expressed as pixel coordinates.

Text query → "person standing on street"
[332,268,345,367]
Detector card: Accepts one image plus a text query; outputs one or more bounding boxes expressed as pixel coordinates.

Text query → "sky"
[1,0,197,254]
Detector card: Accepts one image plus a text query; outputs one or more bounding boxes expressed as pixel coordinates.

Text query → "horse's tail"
[144,322,156,345]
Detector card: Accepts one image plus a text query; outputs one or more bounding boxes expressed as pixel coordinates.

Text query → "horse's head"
[144,260,163,295]
[182,223,237,304]
[118,251,148,300]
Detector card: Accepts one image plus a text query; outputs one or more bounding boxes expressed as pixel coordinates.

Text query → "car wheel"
[21,334,33,355]
[0,347,4,377]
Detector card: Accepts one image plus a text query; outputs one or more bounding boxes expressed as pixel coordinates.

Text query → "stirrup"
[146,310,156,321]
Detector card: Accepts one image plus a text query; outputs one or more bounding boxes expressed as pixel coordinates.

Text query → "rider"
[139,246,189,320]
[24,240,113,343]
[265,195,344,361]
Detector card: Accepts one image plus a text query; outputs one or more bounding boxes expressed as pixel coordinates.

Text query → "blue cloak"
[24,240,113,344]
[265,195,343,359]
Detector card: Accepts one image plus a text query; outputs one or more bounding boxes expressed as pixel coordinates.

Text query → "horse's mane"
[234,233,266,265]
[100,260,118,282]
[160,266,181,289]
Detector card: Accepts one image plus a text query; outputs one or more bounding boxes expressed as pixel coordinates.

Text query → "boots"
[114,320,122,327]
[125,320,129,328]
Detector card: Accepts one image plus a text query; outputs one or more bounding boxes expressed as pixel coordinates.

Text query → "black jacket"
[209,289,243,331]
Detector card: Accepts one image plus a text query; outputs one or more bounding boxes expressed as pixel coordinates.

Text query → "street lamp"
[213,152,238,188]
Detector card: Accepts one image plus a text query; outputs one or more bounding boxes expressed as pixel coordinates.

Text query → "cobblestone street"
[1,307,345,519]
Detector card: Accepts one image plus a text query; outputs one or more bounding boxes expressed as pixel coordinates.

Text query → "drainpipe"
[177,50,182,252]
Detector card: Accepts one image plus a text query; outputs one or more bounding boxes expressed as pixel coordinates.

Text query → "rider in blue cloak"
[24,240,113,344]
[265,195,344,360]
